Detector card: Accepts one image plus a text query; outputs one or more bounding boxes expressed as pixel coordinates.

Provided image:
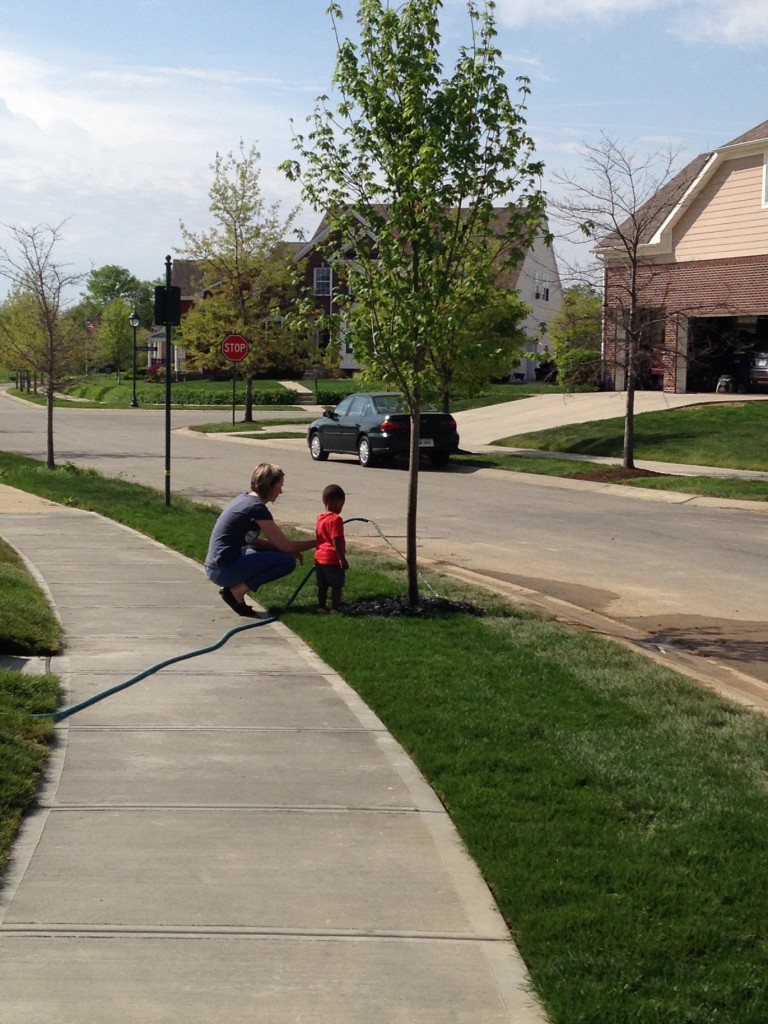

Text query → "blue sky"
[0,0,766,294]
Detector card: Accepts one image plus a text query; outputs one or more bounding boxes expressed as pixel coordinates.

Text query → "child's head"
[322,483,345,512]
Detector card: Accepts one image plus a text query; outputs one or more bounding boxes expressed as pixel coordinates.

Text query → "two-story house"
[296,208,563,382]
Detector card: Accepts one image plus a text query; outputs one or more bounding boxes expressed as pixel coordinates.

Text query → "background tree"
[0,222,83,468]
[552,135,690,467]
[548,284,603,389]
[283,0,546,603]
[98,298,135,381]
[78,265,154,375]
[177,142,302,420]
[429,285,530,410]
[81,265,146,320]
[0,288,44,391]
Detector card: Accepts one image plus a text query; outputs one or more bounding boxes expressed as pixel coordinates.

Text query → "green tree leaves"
[283,0,546,601]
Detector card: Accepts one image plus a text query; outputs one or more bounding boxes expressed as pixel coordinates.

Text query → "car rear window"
[373,394,407,414]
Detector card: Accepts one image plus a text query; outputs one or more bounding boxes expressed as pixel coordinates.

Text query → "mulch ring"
[569,466,667,483]
[342,595,486,618]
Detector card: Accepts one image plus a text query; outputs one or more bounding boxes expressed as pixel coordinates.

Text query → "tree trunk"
[46,384,55,469]
[406,409,421,606]
[623,338,636,469]
[244,376,254,422]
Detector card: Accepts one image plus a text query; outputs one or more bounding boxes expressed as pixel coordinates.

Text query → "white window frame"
[314,266,332,296]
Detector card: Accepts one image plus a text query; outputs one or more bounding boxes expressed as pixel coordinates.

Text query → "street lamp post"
[129,309,140,408]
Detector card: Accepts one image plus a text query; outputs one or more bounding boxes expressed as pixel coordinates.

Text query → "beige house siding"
[673,153,768,262]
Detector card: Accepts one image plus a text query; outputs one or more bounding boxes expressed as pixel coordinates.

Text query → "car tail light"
[379,417,408,431]
[437,416,457,430]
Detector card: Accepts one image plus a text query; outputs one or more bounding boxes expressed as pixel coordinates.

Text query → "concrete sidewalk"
[0,487,547,1024]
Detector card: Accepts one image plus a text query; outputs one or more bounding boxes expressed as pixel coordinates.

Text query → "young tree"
[552,135,692,467]
[548,284,603,390]
[283,0,546,603]
[0,222,83,468]
[177,142,302,420]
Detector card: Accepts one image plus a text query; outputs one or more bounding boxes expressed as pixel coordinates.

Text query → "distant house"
[296,208,563,382]
[596,119,768,393]
[165,253,302,376]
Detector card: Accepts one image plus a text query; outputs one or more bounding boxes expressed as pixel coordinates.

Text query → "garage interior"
[686,315,768,392]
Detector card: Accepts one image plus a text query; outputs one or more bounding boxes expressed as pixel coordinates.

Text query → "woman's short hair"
[251,463,284,499]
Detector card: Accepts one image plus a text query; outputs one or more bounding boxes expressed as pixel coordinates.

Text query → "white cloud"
[0,46,312,291]
[493,0,662,28]
[674,0,768,44]
[493,0,768,45]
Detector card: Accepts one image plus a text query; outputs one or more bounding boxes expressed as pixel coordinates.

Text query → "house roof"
[171,244,302,295]
[295,205,545,288]
[596,118,768,254]
[722,119,768,147]
[171,259,205,298]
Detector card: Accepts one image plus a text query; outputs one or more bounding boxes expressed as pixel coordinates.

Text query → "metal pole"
[165,255,173,507]
[231,361,236,426]
[130,321,138,408]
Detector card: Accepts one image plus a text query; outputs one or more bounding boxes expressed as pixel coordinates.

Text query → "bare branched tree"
[0,222,84,468]
[550,136,693,467]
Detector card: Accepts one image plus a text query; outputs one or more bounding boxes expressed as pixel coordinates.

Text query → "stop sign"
[221,334,249,361]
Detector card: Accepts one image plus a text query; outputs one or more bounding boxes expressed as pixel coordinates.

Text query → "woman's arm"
[257,518,316,556]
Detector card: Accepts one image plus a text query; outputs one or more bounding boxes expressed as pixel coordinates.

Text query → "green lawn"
[495,400,768,471]
[1,450,768,1022]
[0,537,61,876]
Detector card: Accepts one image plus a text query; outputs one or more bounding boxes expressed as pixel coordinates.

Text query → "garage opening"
[687,315,768,392]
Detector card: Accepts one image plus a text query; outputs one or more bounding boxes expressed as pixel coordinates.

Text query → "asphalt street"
[2,387,767,696]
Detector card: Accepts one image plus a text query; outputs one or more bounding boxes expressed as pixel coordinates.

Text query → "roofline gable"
[595,117,768,261]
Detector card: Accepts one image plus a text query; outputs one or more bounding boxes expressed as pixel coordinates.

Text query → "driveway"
[454,389,768,447]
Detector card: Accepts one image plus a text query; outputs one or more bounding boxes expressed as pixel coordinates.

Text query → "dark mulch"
[570,466,666,483]
[342,595,486,618]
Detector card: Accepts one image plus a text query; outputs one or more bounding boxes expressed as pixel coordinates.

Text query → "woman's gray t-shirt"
[205,493,273,568]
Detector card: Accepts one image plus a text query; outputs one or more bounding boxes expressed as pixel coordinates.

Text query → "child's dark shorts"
[315,563,346,589]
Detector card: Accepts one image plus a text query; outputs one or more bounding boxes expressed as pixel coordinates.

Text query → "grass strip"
[2,451,768,1021]
[455,453,768,502]
[0,534,62,875]
[0,668,60,875]
[0,538,62,655]
[494,400,768,471]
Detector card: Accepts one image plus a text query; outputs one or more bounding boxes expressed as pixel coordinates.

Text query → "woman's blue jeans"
[205,550,297,591]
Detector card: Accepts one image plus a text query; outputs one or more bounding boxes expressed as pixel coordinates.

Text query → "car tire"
[429,451,451,468]
[357,436,376,467]
[309,433,329,461]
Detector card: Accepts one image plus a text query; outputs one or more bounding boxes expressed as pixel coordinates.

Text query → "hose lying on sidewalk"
[36,517,371,723]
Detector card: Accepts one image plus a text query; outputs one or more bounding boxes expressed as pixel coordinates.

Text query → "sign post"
[221,334,249,425]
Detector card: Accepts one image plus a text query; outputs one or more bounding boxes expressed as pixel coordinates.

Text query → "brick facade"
[603,253,768,392]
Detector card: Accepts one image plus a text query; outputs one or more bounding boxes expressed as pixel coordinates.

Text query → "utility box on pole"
[153,285,181,326]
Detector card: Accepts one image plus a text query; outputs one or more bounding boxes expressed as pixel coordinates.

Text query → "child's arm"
[332,532,349,571]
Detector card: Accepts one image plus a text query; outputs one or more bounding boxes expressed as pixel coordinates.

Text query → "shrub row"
[139,388,300,406]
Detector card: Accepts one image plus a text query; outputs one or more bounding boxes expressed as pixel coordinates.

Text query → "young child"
[315,484,349,612]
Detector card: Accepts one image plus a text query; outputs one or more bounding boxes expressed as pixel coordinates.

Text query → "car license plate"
[419,438,434,447]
